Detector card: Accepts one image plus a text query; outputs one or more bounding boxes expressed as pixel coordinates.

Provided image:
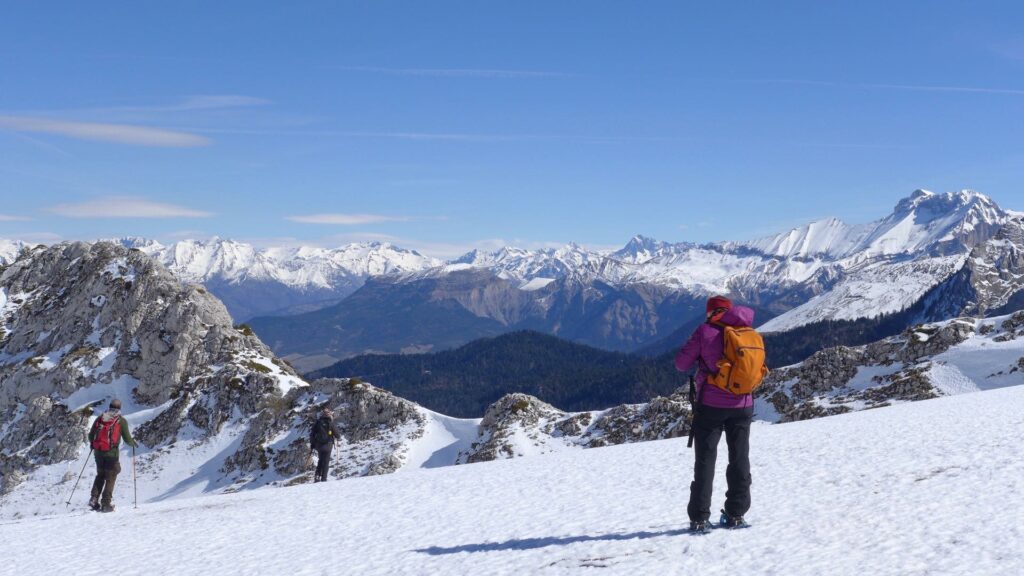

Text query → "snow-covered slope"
[3,384,1021,576]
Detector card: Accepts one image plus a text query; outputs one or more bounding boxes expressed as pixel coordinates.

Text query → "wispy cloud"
[332,66,572,79]
[0,214,31,222]
[11,232,64,244]
[0,116,211,147]
[187,127,704,144]
[49,196,214,219]
[746,78,1024,96]
[287,213,420,225]
[95,95,272,114]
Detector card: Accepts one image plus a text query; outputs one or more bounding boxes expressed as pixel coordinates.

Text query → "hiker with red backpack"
[88,398,138,512]
[676,296,768,534]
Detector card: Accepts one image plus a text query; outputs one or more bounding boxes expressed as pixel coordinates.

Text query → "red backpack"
[91,415,122,452]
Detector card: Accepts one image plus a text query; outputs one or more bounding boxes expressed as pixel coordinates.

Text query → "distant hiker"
[88,398,137,512]
[676,296,768,533]
[310,408,341,483]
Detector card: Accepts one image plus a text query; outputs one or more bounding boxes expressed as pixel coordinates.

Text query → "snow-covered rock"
[758,313,1024,421]
[458,390,692,464]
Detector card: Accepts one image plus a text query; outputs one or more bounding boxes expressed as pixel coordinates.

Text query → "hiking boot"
[88,497,100,511]
[100,504,116,513]
[689,520,712,534]
[719,510,748,529]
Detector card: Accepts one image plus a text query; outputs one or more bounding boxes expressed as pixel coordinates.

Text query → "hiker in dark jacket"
[309,408,341,482]
[675,295,757,532]
[87,398,137,512]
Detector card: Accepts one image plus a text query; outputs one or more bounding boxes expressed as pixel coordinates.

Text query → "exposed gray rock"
[757,317,981,422]
[898,319,975,362]
[457,388,692,464]
[222,377,428,482]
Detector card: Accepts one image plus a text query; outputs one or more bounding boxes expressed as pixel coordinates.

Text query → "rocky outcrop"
[0,243,435,511]
[912,217,1024,322]
[0,242,307,497]
[758,316,995,422]
[458,389,692,464]
[222,377,428,481]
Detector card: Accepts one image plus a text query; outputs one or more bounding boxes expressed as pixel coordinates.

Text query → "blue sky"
[2,1,1024,257]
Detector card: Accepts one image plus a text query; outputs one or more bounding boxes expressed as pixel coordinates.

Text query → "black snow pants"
[687,404,753,523]
[90,454,121,507]
[315,446,332,482]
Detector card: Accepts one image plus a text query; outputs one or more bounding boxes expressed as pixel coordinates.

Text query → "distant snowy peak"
[872,189,1006,256]
[611,235,680,264]
[738,189,1008,260]
[0,239,27,265]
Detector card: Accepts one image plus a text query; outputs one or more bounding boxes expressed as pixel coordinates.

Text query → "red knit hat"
[706,295,732,313]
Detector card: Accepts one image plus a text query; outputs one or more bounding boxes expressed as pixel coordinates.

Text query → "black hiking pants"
[90,454,121,506]
[688,404,753,523]
[315,446,332,482]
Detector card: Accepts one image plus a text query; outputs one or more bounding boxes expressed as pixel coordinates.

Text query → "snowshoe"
[100,504,116,513]
[718,510,749,529]
[688,520,713,535]
[88,497,100,512]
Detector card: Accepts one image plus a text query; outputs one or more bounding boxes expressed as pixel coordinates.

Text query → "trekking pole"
[66,448,93,508]
[687,374,697,449]
[132,445,138,509]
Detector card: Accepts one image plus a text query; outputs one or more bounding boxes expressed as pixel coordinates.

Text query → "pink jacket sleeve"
[674,327,703,373]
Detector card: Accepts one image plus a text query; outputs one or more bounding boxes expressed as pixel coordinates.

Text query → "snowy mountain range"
[2,189,1021,368]
[251,190,1023,368]
[2,240,1021,524]
[114,237,442,320]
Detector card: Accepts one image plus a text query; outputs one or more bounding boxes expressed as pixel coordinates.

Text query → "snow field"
[2,385,1021,576]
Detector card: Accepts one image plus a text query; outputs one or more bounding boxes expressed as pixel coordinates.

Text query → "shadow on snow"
[415,528,690,555]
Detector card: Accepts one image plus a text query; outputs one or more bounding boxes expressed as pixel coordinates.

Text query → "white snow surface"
[760,254,967,332]
[3,385,1022,576]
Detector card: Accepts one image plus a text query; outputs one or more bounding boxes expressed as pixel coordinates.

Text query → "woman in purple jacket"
[675,295,754,533]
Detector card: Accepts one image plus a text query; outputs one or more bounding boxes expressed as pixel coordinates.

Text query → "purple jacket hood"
[718,306,754,328]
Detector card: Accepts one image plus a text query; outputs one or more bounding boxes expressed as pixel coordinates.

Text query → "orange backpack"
[707,324,769,395]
